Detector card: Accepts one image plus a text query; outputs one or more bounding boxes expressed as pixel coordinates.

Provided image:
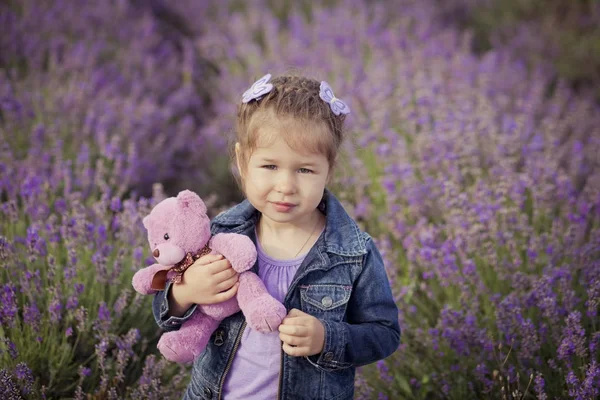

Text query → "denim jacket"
[152,189,401,400]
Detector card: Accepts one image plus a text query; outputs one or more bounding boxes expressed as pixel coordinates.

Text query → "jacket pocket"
[300,284,352,322]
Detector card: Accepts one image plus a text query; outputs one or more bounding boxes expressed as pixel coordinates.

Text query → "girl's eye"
[299,168,313,174]
[164,233,169,240]
[262,165,276,170]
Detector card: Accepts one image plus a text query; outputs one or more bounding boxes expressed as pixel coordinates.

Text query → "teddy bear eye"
[164,233,169,240]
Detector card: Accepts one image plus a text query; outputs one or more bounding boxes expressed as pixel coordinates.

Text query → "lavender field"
[1,1,599,399]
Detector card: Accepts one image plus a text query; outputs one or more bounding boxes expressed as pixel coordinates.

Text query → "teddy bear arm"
[236,271,271,304]
[132,263,171,295]
[209,233,257,273]
[236,271,287,332]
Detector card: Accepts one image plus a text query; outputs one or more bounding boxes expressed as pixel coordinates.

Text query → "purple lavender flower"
[0,284,18,328]
[13,363,34,394]
[0,369,21,399]
[97,302,111,322]
[534,372,548,400]
[23,302,41,331]
[0,338,18,360]
[557,311,588,362]
[79,366,91,378]
[579,361,600,399]
[47,289,62,324]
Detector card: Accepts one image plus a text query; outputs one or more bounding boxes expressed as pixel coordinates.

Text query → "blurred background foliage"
[434,0,600,101]
[1,0,599,399]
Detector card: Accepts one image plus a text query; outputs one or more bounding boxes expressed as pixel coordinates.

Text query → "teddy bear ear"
[177,190,207,215]
[142,215,150,229]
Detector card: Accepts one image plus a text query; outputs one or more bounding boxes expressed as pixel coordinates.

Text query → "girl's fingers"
[279,332,307,346]
[194,254,224,267]
[282,343,308,357]
[212,265,238,281]
[215,274,239,291]
[286,308,307,317]
[278,324,308,337]
[281,315,311,327]
[206,258,235,274]
[214,282,239,303]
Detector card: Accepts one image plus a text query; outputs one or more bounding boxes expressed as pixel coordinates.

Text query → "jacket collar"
[212,189,367,256]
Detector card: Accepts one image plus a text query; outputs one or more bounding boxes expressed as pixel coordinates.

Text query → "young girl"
[152,74,400,399]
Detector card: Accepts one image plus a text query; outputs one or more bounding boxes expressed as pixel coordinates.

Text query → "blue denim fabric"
[152,189,401,399]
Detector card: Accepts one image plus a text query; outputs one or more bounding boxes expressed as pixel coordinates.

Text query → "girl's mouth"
[272,202,296,212]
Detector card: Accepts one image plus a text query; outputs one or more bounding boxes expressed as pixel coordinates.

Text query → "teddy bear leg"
[237,272,287,333]
[157,331,194,364]
[157,311,221,364]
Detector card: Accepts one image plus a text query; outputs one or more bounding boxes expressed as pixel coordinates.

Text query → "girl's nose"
[275,174,295,194]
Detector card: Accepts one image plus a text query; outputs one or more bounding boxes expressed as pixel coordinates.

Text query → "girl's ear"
[234,142,244,179]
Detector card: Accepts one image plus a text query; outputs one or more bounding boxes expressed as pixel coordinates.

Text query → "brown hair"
[234,75,347,177]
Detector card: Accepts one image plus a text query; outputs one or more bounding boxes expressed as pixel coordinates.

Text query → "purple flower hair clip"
[319,81,350,116]
[242,73,273,103]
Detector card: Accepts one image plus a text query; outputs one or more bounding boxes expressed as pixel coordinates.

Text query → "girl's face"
[236,118,330,228]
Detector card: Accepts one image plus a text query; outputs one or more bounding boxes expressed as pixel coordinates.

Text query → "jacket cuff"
[154,281,198,330]
[306,319,352,371]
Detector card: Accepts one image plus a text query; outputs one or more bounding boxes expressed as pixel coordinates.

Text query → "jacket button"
[321,296,333,308]
[323,352,334,362]
[203,387,212,398]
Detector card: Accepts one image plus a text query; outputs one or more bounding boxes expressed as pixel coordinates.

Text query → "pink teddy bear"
[132,190,287,364]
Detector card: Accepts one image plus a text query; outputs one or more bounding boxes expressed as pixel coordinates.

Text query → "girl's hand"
[278,308,325,357]
[172,253,240,306]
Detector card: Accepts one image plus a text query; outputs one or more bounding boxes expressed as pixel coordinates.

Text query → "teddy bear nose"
[153,249,160,258]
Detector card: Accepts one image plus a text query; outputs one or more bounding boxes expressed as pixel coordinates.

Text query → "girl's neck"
[258,210,323,236]
[257,210,326,260]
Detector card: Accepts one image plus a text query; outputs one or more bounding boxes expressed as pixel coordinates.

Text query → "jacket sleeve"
[151,280,199,331]
[307,236,401,370]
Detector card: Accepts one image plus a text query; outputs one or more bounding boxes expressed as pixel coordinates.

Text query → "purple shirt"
[222,237,305,399]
